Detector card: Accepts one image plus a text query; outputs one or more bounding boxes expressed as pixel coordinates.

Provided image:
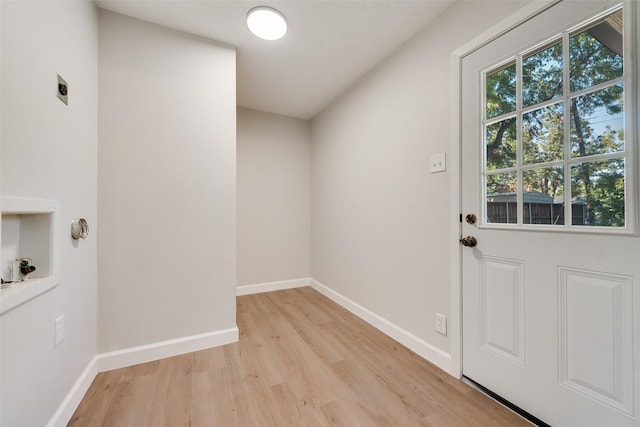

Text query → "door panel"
[480,256,525,365]
[559,268,634,416]
[461,1,640,426]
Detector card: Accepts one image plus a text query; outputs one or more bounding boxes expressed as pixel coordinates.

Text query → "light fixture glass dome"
[246,6,287,41]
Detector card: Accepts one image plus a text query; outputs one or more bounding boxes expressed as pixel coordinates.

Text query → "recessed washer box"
[1,197,60,315]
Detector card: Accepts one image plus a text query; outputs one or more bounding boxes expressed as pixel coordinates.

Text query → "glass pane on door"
[570,84,624,157]
[486,172,518,224]
[523,103,563,165]
[569,10,623,92]
[486,118,517,170]
[523,41,563,107]
[570,158,625,227]
[523,167,565,224]
[486,63,516,119]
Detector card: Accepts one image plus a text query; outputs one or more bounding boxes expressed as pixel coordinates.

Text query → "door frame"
[447,0,562,378]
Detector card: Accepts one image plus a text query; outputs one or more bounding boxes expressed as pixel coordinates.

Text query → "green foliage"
[486,64,516,119]
[522,42,563,106]
[523,104,563,164]
[571,158,625,226]
[486,118,516,170]
[487,173,516,195]
[570,30,623,92]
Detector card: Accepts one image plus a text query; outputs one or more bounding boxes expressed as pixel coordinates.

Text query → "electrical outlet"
[54,315,64,348]
[435,313,447,336]
[57,74,68,105]
[429,152,446,173]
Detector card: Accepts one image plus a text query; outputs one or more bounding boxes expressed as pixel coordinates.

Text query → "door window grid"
[482,5,630,230]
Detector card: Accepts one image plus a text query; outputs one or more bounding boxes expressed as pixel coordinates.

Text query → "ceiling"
[95,0,456,119]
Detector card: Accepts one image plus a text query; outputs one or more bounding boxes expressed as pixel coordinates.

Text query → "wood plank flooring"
[69,287,530,426]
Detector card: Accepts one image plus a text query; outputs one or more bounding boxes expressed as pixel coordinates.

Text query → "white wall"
[237,108,310,287]
[311,1,528,365]
[98,11,236,352]
[0,1,98,425]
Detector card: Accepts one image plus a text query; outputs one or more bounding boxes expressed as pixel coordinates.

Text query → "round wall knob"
[71,218,89,240]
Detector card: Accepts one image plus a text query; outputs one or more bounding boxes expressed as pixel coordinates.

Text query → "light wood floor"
[69,287,530,426]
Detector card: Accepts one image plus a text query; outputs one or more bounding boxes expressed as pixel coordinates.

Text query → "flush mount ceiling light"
[246,6,287,41]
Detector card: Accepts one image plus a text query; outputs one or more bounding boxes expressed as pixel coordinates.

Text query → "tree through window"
[483,7,627,228]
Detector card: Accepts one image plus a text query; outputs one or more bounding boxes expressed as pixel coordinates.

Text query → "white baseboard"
[46,278,457,426]
[310,279,458,377]
[46,326,238,426]
[46,356,97,427]
[237,278,310,296]
[96,327,239,372]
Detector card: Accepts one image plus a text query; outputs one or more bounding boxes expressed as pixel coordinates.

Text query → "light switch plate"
[429,152,446,173]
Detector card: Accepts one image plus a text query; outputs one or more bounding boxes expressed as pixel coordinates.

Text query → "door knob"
[460,236,477,247]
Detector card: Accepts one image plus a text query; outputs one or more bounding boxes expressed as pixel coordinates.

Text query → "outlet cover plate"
[435,313,447,336]
[54,315,64,347]
[429,152,446,173]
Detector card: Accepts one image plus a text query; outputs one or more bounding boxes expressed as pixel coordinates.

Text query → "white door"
[461,1,640,426]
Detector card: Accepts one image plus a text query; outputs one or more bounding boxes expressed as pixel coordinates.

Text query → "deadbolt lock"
[465,213,477,224]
